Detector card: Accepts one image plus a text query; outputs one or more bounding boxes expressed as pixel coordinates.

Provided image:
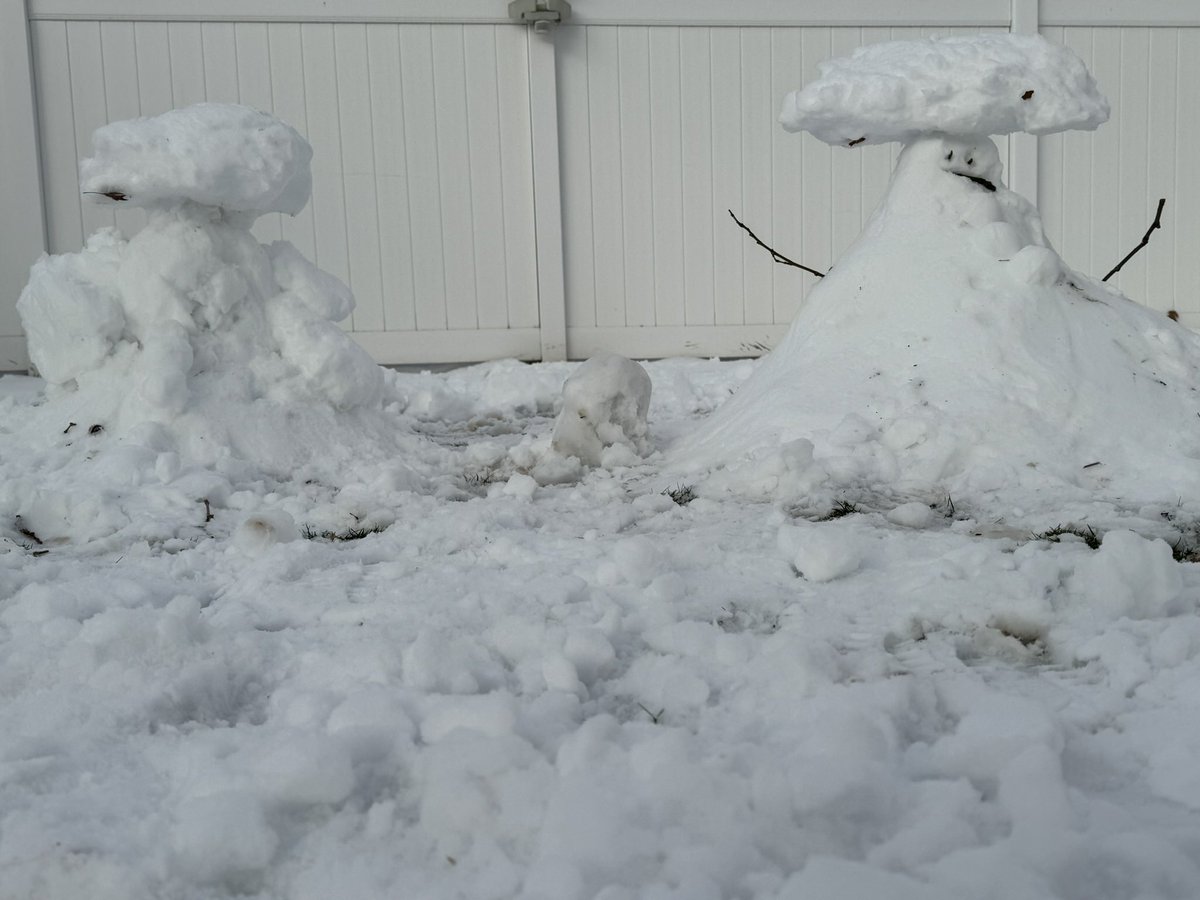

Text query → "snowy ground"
[3,357,1200,900]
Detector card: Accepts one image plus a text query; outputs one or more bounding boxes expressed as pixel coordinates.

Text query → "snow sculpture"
[551,354,652,466]
[17,104,387,475]
[677,35,1200,504]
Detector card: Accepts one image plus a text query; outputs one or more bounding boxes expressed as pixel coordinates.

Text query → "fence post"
[0,0,45,370]
[1008,0,1040,205]
[527,28,569,361]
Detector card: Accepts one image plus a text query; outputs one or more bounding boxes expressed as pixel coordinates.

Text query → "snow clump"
[551,353,652,467]
[79,103,313,214]
[11,103,417,543]
[781,33,1109,146]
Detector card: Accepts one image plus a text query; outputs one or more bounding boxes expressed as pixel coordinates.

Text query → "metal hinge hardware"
[508,0,571,33]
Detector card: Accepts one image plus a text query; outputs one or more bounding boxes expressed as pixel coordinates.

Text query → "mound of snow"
[781,34,1108,145]
[674,133,1200,507]
[551,354,652,467]
[80,103,312,214]
[10,104,420,544]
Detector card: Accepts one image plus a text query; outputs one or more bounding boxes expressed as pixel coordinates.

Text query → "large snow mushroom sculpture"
[18,104,393,475]
[675,34,1200,506]
[12,104,422,543]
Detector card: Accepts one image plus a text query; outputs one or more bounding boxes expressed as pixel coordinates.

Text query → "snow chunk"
[1073,530,1185,619]
[551,354,652,467]
[80,103,312,214]
[781,34,1109,145]
[171,792,278,887]
[779,522,863,582]
[886,502,936,529]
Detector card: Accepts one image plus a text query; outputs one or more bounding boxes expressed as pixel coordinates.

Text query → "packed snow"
[4,36,1200,900]
[780,34,1109,145]
[79,103,312,214]
[550,353,652,468]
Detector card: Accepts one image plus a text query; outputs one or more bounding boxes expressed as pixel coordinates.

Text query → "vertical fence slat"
[168,22,206,107]
[201,22,239,102]
[680,27,715,327]
[495,25,538,331]
[741,27,774,327]
[1144,27,1178,311]
[710,27,743,326]
[33,21,84,254]
[399,24,448,331]
[431,25,479,331]
[334,24,385,332]
[770,26,805,325]
[1175,29,1200,317]
[557,25,598,332]
[367,25,417,332]
[648,27,685,328]
[300,23,351,301]
[587,26,626,328]
[463,26,510,330]
[618,26,655,327]
[1,3,45,355]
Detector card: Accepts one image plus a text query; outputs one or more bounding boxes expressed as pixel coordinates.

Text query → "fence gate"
[2,0,1198,369]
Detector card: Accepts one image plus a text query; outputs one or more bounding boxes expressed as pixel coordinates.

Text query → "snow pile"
[678,37,1200,512]
[2,360,1200,899]
[550,353,652,467]
[9,104,420,544]
[80,103,312,214]
[781,34,1109,145]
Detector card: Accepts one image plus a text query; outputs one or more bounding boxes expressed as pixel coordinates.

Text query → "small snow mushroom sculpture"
[676,35,1200,505]
[18,103,387,474]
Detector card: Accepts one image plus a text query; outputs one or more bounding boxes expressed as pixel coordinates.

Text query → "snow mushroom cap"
[79,103,313,215]
[780,33,1109,146]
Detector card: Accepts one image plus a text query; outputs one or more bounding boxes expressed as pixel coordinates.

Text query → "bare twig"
[728,210,826,278]
[1103,198,1166,282]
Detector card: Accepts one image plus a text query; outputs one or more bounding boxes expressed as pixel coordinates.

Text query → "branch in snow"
[1103,198,1166,283]
[727,210,826,279]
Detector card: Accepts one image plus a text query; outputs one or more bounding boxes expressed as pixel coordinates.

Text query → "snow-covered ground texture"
[780,34,1109,145]
[675,133,1200,512]
[3,357,1200,900]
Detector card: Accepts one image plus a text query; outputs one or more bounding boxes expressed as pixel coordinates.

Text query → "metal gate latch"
[508,0,571,33]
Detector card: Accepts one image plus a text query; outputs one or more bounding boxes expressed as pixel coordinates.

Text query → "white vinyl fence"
[1,0,1198,369]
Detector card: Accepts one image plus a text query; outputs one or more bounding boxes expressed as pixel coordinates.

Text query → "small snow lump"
[551,354,652,467]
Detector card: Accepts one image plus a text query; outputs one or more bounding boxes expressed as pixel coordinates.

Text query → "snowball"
[781,34,1109,145]
[778,523,862,582]
[886,502,935,529]
[171,792,278,885]
[551,354,652,467]
[234,509,300,554]
[17,230,126,384]
[253,735,357,808]
[80,103,312,214]
[420,692,519,743]
[1073,530,1185,619]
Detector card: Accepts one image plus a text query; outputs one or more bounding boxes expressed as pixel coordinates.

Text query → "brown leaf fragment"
[1168,310,1180,321]
[848,136,866,147]
[82,190,129,202]
[1022,89,1035,100]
